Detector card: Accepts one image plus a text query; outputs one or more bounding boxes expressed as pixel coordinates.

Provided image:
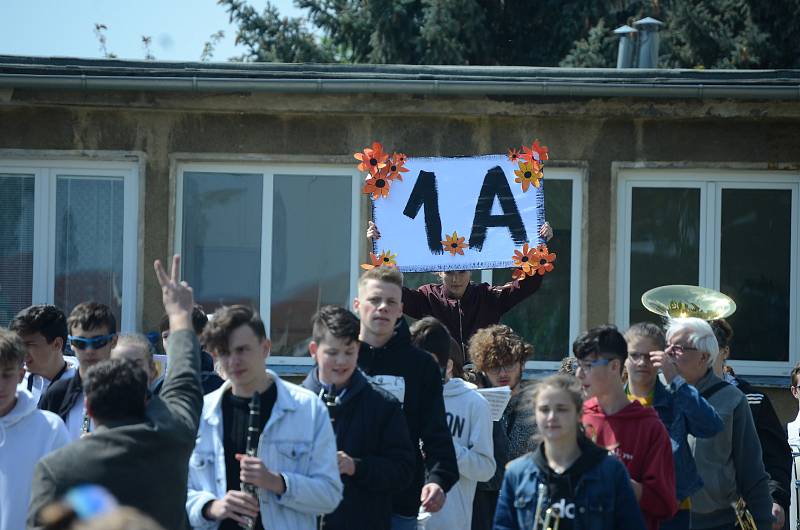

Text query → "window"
[403,169,584,368]
[176,163,361,360]
[616,169,799,375]
[0,159,140,330]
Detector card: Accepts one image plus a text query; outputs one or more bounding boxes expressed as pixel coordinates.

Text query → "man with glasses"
[665,317,774,530]
[624,322,723,530]
[40,302,117,440]
[576,324,678,530]
[10,304,78,403]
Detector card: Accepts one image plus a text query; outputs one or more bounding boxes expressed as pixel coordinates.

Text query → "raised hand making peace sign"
[154,254,194,333]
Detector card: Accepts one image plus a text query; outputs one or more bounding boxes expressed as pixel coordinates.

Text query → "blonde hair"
[358,267,404,290]
[526,373,584,442]
[624,322,666,350]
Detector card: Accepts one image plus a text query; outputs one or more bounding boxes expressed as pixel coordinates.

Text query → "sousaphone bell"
[641,284,736,320]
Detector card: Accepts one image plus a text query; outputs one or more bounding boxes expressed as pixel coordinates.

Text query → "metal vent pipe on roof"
[633,17,664,68]
[613,25,638,69]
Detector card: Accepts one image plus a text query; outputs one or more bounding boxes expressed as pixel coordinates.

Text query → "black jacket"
[357,319,459,517]
[301,367,415,530]
[735,376,792,512]
[27,329,203,530]
[40,370,84,422]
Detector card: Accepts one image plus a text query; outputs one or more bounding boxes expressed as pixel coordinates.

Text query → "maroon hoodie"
[402,275,543,353]
[582,397,678,530]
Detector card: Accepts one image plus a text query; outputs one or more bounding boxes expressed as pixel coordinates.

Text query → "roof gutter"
[1,73,798,100]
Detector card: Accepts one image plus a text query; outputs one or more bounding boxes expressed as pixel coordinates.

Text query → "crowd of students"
[0,250,797,530]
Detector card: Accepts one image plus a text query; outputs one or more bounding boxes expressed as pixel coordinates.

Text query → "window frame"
[174,161,363,366]
[0,157,141,331]
[615,168,800,376]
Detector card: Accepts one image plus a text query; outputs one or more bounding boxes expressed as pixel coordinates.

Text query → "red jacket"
[582,397,678,530]
[401,275,542,353]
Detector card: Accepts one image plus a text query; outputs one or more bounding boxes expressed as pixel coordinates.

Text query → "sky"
[0,0,305,62]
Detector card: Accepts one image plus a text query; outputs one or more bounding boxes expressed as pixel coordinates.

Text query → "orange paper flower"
[441,231,468,256]
[363,173,391,199]
[511,268,528,281]
[532,247,556,275]
[521,139,549,164]
[512,243,537,273]
[385,153,410,181]
[513,161,543,192]
[507,148,521,163]
[354,142,389,175]
[360,250,397,270]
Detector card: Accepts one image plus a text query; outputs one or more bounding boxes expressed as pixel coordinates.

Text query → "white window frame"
[483,167,584,371]
[0,158,140,331]
[175,162,362,365]
[615,168,800,376]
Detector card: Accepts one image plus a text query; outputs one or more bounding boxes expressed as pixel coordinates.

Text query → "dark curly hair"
[10,304,68,350]
[84,358,147,422]
[468,324,532,373]
[311,305,360,344]
[203,305,266,356]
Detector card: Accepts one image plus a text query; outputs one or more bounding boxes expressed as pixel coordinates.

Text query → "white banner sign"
[371,155,546,272]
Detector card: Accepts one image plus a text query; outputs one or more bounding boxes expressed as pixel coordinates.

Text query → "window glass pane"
[493,179,572,361]
[270,174,352,356]
[629,187,700,326]
[182,172,263,314]
[0,174,34,324]
[55,176,124,323]
[720,188,791,362]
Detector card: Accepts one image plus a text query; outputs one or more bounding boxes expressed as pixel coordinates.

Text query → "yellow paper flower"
[360,250,397,270]
[441,231,468,256]
[513,161,543,192]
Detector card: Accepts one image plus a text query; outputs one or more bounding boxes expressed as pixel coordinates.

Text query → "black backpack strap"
[701,381,729,400]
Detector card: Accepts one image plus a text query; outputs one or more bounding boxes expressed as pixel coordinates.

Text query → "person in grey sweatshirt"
[665,317,774,530]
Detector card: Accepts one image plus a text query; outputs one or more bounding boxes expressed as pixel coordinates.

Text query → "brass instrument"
[732,499,758,530]
[641,285,736,320]
[240,393,261,530]
[532,484,561,530]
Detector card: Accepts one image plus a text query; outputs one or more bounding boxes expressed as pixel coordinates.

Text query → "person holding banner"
[367,221,553,354]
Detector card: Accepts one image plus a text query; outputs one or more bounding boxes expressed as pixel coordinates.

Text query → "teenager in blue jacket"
[494,374,645,530]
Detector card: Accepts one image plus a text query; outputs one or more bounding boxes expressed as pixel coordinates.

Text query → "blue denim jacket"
[493,447,646,530]
[651,375,724,502]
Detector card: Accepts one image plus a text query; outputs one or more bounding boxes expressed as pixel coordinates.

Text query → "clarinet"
[240,393,261,530]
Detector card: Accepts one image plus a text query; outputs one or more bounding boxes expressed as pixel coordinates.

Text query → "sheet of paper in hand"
[369,153,546,272]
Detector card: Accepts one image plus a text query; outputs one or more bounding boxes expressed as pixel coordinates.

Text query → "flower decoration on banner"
[510,243,556,280]
[512,243,536,273]
[521,139,549,164]
[507,148,521,163]
[354,142,389,175]
[363,169,391,199]
[354,142,409,199]
[513,161,543,192]
[361,250,398,270]
[385,152,409,181]
[442,231,468,256]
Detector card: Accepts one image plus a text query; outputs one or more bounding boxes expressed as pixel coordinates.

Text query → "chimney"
[633,17,664,68]
[613,25,638,69]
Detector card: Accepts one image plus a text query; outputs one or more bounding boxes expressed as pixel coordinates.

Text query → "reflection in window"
[270,174,352,356]
[181,172,263,314]
[55,176,124,324]
[495,179,573,361]
[629,188,700,326]
[721,189,791,362]
[0,175,34,324]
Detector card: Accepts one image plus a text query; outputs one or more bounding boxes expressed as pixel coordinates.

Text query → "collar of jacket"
[359,318,413,357]
[58,370,84,419]
[302,366,368,405]
[203,369,297,427]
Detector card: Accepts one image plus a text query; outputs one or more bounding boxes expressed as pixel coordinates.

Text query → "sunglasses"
[68,334,116,350]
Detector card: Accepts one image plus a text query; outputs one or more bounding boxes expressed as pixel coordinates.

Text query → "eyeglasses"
[576,358,611,373]
[486,363,519,376]
[68,334,116,350]
[627,352,652,363]
[665,343,698,355]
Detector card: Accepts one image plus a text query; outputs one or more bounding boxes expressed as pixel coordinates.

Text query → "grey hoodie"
[689,369,773,530]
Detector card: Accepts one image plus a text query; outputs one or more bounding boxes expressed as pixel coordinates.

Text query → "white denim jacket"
[186,370,343,530]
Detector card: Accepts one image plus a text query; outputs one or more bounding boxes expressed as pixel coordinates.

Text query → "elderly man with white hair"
[665,317,774,530]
